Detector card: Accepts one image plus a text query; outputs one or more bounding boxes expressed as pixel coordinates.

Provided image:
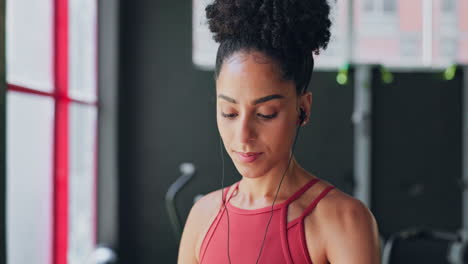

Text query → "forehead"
[216,51,295,101]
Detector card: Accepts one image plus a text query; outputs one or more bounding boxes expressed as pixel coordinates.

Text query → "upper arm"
[178,189,223,264]
[324,197,381,264]
[178,199,202,264]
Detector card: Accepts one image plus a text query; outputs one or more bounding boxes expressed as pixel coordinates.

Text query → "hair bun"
[205,0,332,56]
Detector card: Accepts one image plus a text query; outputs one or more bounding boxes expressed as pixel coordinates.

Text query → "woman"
[178,0,381,263]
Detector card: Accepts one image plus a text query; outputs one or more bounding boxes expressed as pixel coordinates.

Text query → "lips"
[236,151,263,163]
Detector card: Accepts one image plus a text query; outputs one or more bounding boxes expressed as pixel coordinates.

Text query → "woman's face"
[216,51,311,179]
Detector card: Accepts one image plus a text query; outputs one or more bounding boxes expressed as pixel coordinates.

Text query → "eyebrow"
[218,94,285,105]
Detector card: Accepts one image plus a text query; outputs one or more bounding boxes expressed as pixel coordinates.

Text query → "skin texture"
[178,51,381,264]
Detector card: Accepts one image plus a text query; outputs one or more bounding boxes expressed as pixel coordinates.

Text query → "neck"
[236,157,312,206]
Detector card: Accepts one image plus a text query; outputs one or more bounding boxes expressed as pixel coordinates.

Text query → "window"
[383,0,396,12]
[192,0,348,70]
[442,0,456,13]
[364,0,374,11]
[5,0,98,263]
[363,0,396,13]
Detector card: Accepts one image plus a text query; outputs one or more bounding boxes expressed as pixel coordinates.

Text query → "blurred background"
[0,0,467,263]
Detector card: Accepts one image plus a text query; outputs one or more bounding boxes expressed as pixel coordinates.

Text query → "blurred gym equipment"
[383,227,468,264]
[165,163,196,241]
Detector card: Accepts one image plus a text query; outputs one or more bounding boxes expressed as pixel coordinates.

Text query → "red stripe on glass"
[7,84,98,106]
[53,0,69,263]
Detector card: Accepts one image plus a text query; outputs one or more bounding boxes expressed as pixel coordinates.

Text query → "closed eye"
[258,113,277,119]
[221,113,237,119]
[221,112,278,120]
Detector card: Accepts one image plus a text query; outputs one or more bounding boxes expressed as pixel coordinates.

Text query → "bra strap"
[222,184,232,201]
[299,185,335,219]
[220,181,239,207]
[284,178,321,205]
[217,184,231,215]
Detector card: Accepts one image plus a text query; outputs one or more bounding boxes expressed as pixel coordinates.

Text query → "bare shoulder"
[312,186,381,263]
[317,188,378,232]
[317,187,375,225]
[178,185,233,264]
[192,187,226,221]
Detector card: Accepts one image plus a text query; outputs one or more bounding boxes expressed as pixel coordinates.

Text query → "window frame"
[0,0,6,262]
[3,0,99,263]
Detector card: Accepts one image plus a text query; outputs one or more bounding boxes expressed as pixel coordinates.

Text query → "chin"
[233,162,269,179]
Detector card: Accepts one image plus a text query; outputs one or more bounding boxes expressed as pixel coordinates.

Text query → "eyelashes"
[221,113,237,119]
[259,113,278,119]
[221,112,278,120]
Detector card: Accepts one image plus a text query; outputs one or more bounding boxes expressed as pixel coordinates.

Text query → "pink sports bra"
[199,178,335,264]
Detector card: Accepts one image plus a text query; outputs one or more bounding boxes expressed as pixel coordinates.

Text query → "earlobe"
[298,107,307,126]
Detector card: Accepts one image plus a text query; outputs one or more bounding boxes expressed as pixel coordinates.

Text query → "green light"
[342,63,350,72]
[444,65,456,81]
[336,63,350,85]
[382,71,393,84]
[380,66,394,84]
[337,73,348,85]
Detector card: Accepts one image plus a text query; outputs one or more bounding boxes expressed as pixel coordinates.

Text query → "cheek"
[217,117,233,143]
[263,119,294,148]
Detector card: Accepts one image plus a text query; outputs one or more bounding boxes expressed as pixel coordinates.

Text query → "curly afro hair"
[206,0,332,95]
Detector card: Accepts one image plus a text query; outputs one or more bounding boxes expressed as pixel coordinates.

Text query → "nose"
[238,113,256,144]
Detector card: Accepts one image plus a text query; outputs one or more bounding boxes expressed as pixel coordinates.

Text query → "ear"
[299,91,312,125]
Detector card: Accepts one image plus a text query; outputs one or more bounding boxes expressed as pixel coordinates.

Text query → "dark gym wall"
[118,1,224,262]
[371,70,463,238]
[118,1,354,263]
